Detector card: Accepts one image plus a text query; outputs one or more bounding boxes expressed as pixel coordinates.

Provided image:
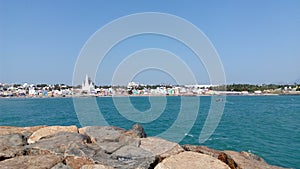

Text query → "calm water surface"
[0,96,299,169]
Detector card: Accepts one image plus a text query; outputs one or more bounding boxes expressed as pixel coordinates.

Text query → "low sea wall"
[0,124,288,169]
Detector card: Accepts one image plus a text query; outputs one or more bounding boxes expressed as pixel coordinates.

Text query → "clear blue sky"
[1,0,300,85]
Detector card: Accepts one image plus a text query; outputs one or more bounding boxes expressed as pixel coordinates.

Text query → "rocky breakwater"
[0,124,289,169]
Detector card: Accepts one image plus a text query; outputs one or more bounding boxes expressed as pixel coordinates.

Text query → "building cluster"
[1,76,299,98]
[0,81,215,98]
[0,83,74,97]
[127,82,214,96]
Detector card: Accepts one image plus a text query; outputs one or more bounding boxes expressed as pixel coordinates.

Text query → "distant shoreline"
[1,93,300,99]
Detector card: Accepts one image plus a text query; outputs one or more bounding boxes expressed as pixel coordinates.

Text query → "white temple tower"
[81,75,95,94]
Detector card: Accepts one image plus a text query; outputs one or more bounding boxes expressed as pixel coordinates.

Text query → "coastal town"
[1,75,300,98]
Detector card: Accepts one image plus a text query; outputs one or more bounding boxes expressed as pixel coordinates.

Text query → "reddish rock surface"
[0,126,45,136]
[223,151,288,169]
[0,155,63,169]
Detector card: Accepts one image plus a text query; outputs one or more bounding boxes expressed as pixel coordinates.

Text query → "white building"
[82,75,95,94]
[127,81,139,89]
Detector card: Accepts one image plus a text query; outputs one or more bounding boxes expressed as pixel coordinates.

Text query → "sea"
[0,95,299,169]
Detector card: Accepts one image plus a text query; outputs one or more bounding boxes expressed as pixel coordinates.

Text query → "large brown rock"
[0,126,45,136]
[140,137,184,159]
[183,145,236,169]
[0,155,63,169]
[154,151,230,169]
[28,126,78,144]
[223,151,287,169]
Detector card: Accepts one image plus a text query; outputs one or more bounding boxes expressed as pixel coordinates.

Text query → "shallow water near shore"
[0,96,299,169]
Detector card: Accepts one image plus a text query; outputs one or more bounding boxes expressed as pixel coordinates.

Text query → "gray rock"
[112,145,153,160]
[25,132,91,155]
[110,145,156,169]
[87,144,156,169]
[0,133,27,147]
[119,134,141,147]
[98,141,124,154]
[0,134,27,160]
[65,143,98,157]
[79,126,126,143]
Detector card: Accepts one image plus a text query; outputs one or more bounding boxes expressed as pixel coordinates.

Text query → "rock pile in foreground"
[0,124,288,169]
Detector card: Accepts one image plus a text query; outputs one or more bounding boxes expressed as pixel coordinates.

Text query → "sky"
[1,0,300,85]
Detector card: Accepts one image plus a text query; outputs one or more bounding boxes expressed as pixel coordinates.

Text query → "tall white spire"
[81,74,95,94]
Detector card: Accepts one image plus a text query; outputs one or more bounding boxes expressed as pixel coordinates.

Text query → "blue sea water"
[0,96,299,169]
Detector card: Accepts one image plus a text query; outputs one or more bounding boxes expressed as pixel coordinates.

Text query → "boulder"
[79,126,126,143]
[28,126,78,144]
[64,143,98,158]
[140,137,184,159]
[154,151,230,169]
[25,132,91,155]
[182,145,239,169]
[0,133,27,160]
[223,151,287,169]
[112,145,153,159]
[0,133,27,147]
[0,155,63,169]
[109,145,156,169]
[124,124,147,138]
